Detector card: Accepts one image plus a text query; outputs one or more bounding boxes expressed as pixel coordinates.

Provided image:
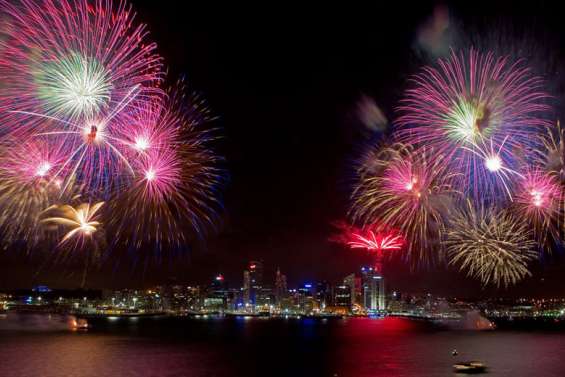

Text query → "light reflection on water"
[2,314,565,377]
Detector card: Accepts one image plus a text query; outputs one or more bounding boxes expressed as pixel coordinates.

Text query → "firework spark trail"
[351,142,458,267]
[395,49,551,200]
[534,121,565,181]
[446,200,538,287]
[461,136,525,200]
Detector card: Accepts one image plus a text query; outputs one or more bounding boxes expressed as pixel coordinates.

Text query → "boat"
[453,361,487,374]
[70,318,90,331]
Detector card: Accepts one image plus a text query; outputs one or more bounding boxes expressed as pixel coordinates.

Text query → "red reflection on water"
[329,317,430,377]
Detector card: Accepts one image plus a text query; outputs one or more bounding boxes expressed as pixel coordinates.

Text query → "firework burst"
[446,200,538,287]
[347,227,404,252]
[41,201,104,245]
[351,142,457,267]
[331,221,404,273]
[514,168,562,245]
[395,49,551,199]
[0,0,225,266]
[534,121,565,181]
[107,88,223,251]
[0,0,163,193]
[0,139,70,246]
[40,200,106,287]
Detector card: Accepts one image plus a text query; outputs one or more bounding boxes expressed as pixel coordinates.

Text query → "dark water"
[2,314,565,377]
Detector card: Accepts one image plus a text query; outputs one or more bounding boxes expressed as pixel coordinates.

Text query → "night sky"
[2,1,565,296]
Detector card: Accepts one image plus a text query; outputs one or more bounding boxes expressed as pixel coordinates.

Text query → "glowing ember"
[485,155,502,172]
[145,169,156,181]
[134,136,150,151]
[35,161,52,177]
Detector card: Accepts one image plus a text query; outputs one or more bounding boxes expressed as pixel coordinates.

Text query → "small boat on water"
[70,318,90,331]
[453,361,487,374]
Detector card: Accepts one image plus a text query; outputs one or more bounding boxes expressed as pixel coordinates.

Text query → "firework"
[331,221,404,273]
[0,0,225,264]
[346,226,404,253]
[107,88,223,250]
[351,142,457,266]
[461,136,524,199]
[446,200,537,287]
[535,121,565,181]
[41,201,104,245]
[514,168,562,245]
[0,139,70,246]
[395,49,550,199]
[332,221,404,253]
[0,0,163,192]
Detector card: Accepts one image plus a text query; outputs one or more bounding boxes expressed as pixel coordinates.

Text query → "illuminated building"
[248,260,264,305]
[334,285,352,308]
[316,281,332,309]
[211,274,226,291]
[256,287,274,309]
[204,274,229,312]
[242,270,251,306]
[343,274,361,307]
[361,267,385,311]
[274,268,288,305]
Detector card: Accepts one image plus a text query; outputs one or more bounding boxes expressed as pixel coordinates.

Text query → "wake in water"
[0,313,78,332]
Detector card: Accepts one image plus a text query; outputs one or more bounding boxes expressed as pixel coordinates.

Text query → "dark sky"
[3,1,565,296]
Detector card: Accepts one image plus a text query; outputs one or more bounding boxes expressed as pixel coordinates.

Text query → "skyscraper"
[204,274,228,312]
[248,260,263,304]
[343,273,361,307]
[361,267,385,311]
[249,261,263,288]
[334,285,352,308]
[274,268,287,305]
[316,281,332,309]
[242,270,251,305]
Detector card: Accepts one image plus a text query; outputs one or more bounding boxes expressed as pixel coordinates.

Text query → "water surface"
[1,314,564,376]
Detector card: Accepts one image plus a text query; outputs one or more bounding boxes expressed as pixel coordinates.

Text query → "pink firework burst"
[0,139,72,245]
[135,147,182,201]
[351,142,457,267]
[107,86,224,250]
[0,0,163,193]
[117,98,180,158]
[332,221,405,273]
[2,139,66,185]
[347,226,404,253]
[514,168,562,245]
[395,49,551,199]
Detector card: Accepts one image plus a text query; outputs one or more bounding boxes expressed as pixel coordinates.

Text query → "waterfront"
[2,314,565,376]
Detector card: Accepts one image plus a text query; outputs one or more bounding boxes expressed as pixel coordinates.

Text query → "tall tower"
[344,226,401,313]
[242,270,251,306]
[274,268,287,305]
[248,260,263,304]
[343,273,361,307]
[361,267,386,311]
